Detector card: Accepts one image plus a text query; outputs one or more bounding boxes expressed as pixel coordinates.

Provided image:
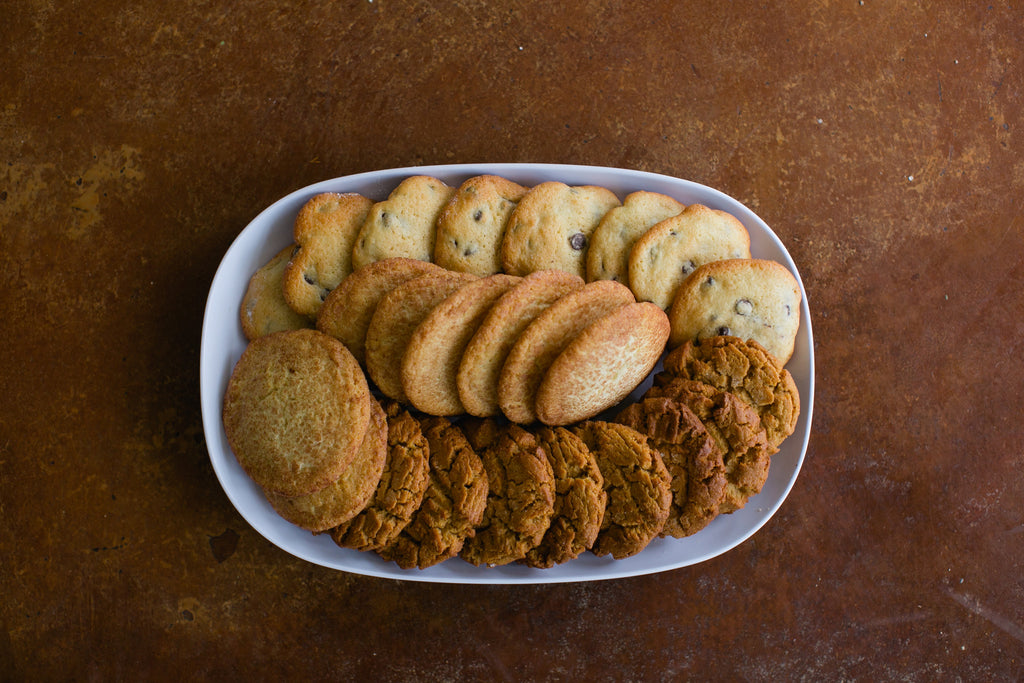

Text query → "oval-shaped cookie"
[330,401,431,551]
[498,279,635,424]
[501,181,620,278]
[662,335,800,450]
[240,245,315,341]
[282,192,374,319]
[317,257,443,365]
[264,397,388,532]
[402,274,521,416]
[628,203,751,309]
[364,271,477,401]
[460,423,555,567]
[222,329,371,497]
[457,270,584,418]
[351,175,455,269]
[572,421,672,559]
[668,258,802,365]
[521,426,606,568]
[616,396,725,537]
[586,191,685,283]
[534,301,670,426]
[377,417,489,570]
[434,175,529,276]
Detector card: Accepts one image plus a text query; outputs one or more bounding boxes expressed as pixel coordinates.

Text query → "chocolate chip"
[381,211,391,226]
[717,326,731,336]
[569,233,587,251]
[785,304,792,316]
[473,209,483,221]
[463,245,477,257]
[303,274,315,285]
[681,260,696,275]
[703,276,715,287]
[735,299,753,315]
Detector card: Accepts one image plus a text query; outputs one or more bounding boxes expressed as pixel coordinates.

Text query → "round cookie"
[668,258,802,365]
[628,203,752,309]
[364,271,477,402]
[460,423,555,567]
[434,175,529,276]
[586,191,685,283]
[571,421,672,559]
[282,192,374,319]
[377,417,489,570]
[222,329,371,497]
[402,274,521,416]
[264,397,388,532]
[351,175,455,269]
[329,401,431,551]
[521,426,606,568]
[498,279,636,424]
[500,181,621,278]
[240,245,315,341]
[646,377,771,513]
[662,335,800,450]
[457,270,584,418]
[317,257,443,365]
[616,397,725,537]
[534,301,670,426]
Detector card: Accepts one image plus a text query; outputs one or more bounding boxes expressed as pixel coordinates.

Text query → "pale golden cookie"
[586,191,685,283]
[628,203,751,309]
[240,245,315,341]
[282,192,373,319]
[222,329,371,497]
[668,258,802,365]
[351,175,455,269]
[317,257,443,365]
[434,175,529,276]
[402,274,521,416]
[498,279,635,424]
[500,181,621,278]
[264,397,387,532]
[535,302,670,426]
[572,421,672,559]
[364,271,477,401]
[457,270,584,418]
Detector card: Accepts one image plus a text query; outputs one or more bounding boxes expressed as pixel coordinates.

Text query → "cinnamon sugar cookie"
[377,417,489,570]
[240,245,315,341]
[457,270,584,418]
[434,175,529,276]
[572,421,671,559]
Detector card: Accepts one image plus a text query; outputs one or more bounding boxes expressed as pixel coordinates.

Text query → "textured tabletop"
[2,1,1022,679]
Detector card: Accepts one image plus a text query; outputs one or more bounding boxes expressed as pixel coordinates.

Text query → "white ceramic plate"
[200,163,815,584]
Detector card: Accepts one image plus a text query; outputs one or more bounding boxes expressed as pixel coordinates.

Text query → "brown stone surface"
[2,1,1022,679]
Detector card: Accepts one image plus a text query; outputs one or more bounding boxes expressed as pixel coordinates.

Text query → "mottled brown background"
[2,0,1022,680]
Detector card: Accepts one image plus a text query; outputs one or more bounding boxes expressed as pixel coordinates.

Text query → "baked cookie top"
[317,257,443,365]
[434,175,529,276]
[460,422,555,567]
[402,273,521,416]
[282,192,374,319]
[572,421,672,559]
[498,279,635,424]
[501,181,621,278]
[663,335,800,449]
[240,245,315,341]
[534,301,670,426]
[329,401,431,552]
[647,377,770,513]
[628,203,751,309]
[222,329,371,497]
[616,396,725,537]
[522,426,606,568]
[351,175,455,269]
[457,270,584,418]
[377,417,489,569]
[586,190,685,283]
[263,396,388,532]
[668,258,801,365]
[364,271,477,402]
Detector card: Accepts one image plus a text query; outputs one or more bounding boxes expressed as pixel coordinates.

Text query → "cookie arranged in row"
[239,173,800,364]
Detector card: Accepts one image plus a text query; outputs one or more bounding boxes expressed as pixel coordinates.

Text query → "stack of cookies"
[225,172,803,570]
